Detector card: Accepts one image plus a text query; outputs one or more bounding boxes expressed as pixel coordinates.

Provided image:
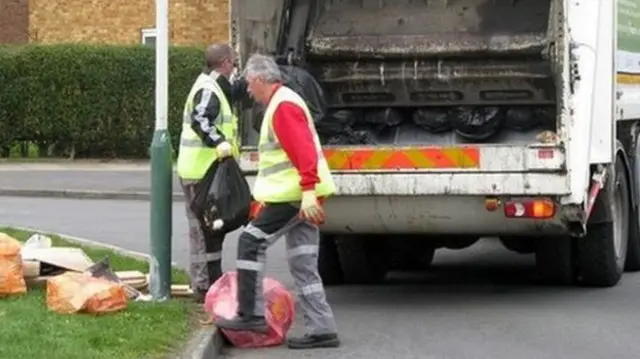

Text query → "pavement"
[3,163,640,359]
[0,162,183,200]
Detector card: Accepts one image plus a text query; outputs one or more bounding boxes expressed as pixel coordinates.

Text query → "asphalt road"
[2,196,640,359]
[0,163,181,195]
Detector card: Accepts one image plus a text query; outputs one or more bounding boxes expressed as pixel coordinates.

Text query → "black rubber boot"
[215,315,269,333]
[287,333,341,349]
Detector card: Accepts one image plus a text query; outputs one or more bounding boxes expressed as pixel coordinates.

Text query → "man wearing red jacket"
[215,54,340,350]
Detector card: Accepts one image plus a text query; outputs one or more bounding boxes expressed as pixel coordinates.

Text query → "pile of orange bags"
[46,272,128,314]
[0,233,27,297]
[1,232,128,315]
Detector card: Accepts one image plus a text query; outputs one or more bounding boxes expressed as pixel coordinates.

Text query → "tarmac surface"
[2,163,640,359]
[0,162,183,199]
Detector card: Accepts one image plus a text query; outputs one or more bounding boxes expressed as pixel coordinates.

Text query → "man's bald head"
[204,43,236,77]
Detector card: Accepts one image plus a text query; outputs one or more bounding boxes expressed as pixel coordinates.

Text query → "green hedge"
[0,44,204,158]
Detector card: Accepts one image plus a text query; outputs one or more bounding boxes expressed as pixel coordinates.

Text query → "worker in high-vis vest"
[176,43,244,303]
[215,54,341,350]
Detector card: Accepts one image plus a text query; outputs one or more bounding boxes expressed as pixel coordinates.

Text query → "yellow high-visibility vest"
[176,73,239,180]
[253,86,335,203]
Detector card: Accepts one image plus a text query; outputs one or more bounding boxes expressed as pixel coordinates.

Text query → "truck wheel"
[501,237,536,254]
[335,235,390,284]
[392,247,435,271]
[625,139,640,271]
[577,161,630,287]
[535,236,575,285]
[624,206,640,271]
[318,235,344,286]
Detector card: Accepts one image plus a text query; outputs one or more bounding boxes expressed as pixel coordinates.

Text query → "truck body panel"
[240,144,566,173]
[231,0,640,286]
[239,173,568,234]
[616,0,640,121]
[231,0,577,230]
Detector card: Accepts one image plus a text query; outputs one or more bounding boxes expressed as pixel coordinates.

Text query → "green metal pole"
[149,0,172,301]
[149,131,173,301]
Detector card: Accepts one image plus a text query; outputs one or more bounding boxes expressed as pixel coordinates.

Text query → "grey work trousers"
[181,178,225,293]
[235,203,338,335]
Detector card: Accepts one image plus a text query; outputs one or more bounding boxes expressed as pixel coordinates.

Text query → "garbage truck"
[230,0,640,288]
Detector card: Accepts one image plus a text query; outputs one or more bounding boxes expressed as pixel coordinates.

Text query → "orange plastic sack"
[0,233,27,297]
[46,272,128,314]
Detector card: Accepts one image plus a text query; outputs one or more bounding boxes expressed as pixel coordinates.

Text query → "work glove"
[216,141,233,158]
[299,190,326,225]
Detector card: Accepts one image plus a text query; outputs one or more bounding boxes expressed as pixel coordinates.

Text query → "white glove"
[216,141,232,158]
[299,190,326,225]
[212,219,224,231]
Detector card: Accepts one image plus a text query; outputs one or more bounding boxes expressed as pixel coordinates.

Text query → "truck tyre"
[535,236,575,285]
[625,139,640,271]
[625,208,640,271]
[577,160,630,287]
[501,237,536,254]
[318,235,344,286]
[335,235,390,284]
[392,247,435,271]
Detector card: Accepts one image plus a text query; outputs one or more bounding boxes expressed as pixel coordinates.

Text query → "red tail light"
[504,199,556,219]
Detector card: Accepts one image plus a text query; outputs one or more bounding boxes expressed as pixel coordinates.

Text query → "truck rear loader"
[231,0,640,287]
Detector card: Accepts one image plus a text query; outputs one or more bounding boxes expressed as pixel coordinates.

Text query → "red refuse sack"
[204,271,295,348]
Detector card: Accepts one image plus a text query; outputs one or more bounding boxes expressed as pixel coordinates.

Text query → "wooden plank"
[171,284,193,297]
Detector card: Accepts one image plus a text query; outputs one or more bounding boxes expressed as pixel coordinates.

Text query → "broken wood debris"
[20,234,195,298]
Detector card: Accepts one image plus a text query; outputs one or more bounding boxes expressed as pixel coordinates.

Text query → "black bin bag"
[451,106,504,140]
[317,109,360,137]
[249,65,327,133]
[191,157,252,234]
[412,108,452,133]
[504,108,539,131]
[279,65,327,123]
[363,108,403,134]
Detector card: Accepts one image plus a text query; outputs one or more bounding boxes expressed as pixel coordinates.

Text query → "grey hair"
[242,54,282,83]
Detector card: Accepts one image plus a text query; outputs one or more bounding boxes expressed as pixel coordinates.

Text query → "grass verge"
[0,227,197,359]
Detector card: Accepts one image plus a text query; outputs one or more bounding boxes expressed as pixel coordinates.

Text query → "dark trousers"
[181,178,225,292]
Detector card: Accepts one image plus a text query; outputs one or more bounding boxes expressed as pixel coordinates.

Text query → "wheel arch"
[589,140,632,224]
[616,139,636,210]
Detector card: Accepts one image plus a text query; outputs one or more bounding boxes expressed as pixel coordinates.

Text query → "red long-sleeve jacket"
[270,87,320,192]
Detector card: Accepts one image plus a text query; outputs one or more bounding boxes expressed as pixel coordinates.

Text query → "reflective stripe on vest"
[257,125,325,177]
[253,86,335,203]
[180,98,235,149]
[176,73,239,180]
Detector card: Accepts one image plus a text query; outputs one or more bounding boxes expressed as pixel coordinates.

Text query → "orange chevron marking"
[323,147,480,170]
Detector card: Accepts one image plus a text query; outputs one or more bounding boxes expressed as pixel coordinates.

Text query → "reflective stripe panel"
[299,282,324,296]
[257,153,327,177]
[180,138,208,148]
[207,252,222,261]
[258,161,294,177]
[287,245,318,258]
[323,147,481,170]
[259,142,281,151]
[244,224,268,239]
[237,260,264,271]
[183,113,234,125]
